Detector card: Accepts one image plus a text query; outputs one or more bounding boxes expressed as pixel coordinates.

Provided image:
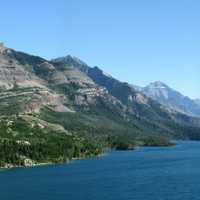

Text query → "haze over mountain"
[136,81,200,117]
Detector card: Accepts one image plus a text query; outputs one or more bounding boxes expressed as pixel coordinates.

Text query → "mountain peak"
[148,81,169,89]
[142,81,200,117]
[0,42,6,53]
[52,55,73,63]
[52,55,88,66]
[51,55,89,73]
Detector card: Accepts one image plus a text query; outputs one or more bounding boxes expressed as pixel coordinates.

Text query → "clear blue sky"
[0,0,199,98]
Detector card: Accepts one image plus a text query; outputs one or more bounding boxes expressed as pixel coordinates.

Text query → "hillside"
[140,81,200,117]
[52,56,200,135]
[0,44,200,167]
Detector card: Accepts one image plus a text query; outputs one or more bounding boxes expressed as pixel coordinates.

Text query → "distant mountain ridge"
[53,55,200,128]
[138,81,200,117]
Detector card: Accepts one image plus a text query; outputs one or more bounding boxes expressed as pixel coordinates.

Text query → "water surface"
[1,141,200,200]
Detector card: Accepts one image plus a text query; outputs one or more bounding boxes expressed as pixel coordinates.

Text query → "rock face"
[0,44,199,142]
[23,158,35,167]
[75,87,107,105]
[0,43,6,53]
[52,55,89,73]
[140,81,200,117]
[0,46,42,90]
[0,45,72,114]
[53,55,200,129]
[1,44,200,169]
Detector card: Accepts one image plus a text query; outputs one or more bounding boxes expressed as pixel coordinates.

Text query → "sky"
[0,0,199,98]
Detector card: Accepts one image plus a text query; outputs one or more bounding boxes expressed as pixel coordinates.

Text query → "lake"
[1,141,200,200]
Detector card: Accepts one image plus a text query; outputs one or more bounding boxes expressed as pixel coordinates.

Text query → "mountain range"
[136,81,200,117]
[0,43,200,167]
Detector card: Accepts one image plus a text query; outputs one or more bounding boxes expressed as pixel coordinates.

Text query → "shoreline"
[0,162,52,170]
[0,151,108,170]
[0,143,175,170]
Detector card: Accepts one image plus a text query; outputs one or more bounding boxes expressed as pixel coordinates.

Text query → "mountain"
[52,56,200,134]
[195,99,200,106]
[0,44,200,168]
[139,81,200,117]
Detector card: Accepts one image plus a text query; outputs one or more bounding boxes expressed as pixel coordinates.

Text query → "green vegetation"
[0,116,103,168]
[107,135,137,150]
[0,46,199,169]
[0,107,174,168]
[0,84,194,168]
[141,136,175,147]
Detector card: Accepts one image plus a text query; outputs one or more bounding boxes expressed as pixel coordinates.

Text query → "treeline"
[0,136,103,167]
[0,117,103,167]
[0,108,174,167]
[0,134,173,167]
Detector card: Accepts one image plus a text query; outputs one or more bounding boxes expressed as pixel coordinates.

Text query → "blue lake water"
[1,141,200,200]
